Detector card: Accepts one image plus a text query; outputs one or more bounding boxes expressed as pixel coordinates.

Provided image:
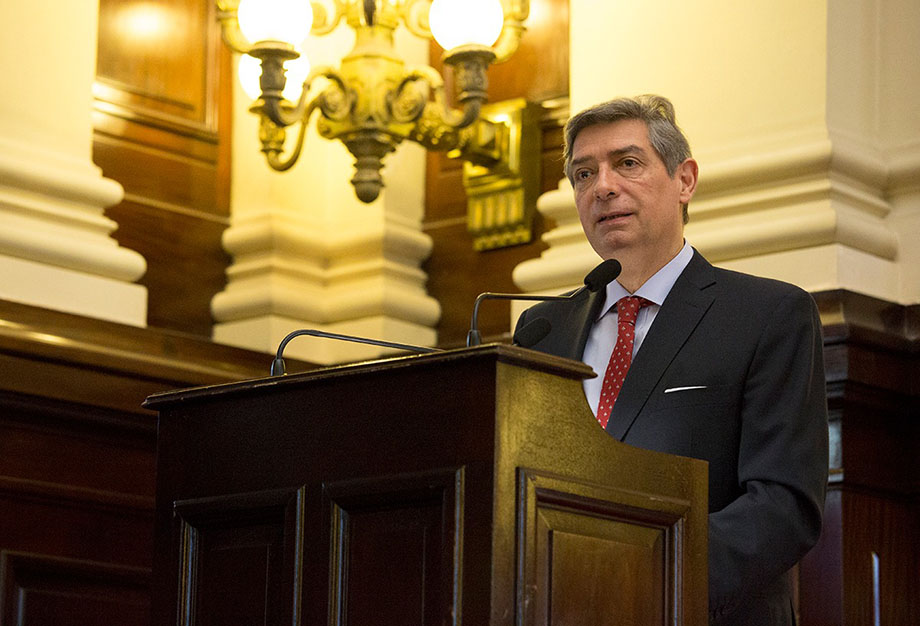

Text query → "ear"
[677,158,699,203]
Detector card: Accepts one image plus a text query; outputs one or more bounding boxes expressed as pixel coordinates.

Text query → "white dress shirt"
[582,241,694,416]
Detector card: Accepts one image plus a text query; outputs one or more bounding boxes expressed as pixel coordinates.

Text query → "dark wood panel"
[0,391,155,496]
[540,122,567,190]
[326,469,462,626]
[0,299,287,398]
[0,492,153,568]
[424,152,465,224]
[424,213,552,348]
[0,389,155,584]
[549,530,663,622]
[174,487,305,626]
[798,486,844,626]
[0,297,315,626]
[1,552,150,626]
[92,98,220,162]
[0,297,312,420]
[94,133,223,216]
[798,291,920,626]
[840,488,920,626]
[106,199,230,337]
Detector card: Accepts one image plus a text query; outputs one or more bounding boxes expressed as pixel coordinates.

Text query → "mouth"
[597,211,632,224]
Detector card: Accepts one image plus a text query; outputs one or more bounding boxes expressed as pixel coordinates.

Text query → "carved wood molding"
[173,485,307,626]
[325,468,465,626]
[516,467,691,625]
[0,550,151,626]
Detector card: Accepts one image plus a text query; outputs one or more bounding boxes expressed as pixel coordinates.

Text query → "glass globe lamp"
[429,0,504,51]
[237,0,313,47]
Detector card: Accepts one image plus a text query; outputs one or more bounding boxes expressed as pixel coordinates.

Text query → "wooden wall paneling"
[424,0,570,348]
[797,291,920,626]
[93,0,233,337]
[0,393,155,626]
[104,199,231,336]
[0,552,151,626]
[0,298,315,626]
[96,0,216,122]
[840,488,920,626]
[539,118,567,192]
[835,380,919,626]
[799,485,844,626]
[0,391,155,496]
[0,300,283,414]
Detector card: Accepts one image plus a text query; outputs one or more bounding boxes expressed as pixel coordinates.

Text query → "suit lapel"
[543,288,607,362]
[606,251,717,441]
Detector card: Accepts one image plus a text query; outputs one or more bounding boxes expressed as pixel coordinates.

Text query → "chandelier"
[216,0,538,250]
[217,0,529,219]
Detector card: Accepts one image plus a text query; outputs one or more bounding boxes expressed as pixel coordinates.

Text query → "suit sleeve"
[708,288,828,622]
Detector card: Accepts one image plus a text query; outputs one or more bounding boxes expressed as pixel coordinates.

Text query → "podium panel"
[144,345,707,625]
[517,468,690,625]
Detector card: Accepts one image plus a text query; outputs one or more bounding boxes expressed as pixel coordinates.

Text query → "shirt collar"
[598,241,694,319]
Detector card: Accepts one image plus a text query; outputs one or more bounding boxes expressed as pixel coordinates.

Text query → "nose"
[594,165,620,199]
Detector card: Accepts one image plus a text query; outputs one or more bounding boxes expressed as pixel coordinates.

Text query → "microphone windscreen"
[513,317,552,348]
[583,258,622,292]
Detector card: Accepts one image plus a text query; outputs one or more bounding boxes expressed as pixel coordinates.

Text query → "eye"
[575,169,593,181]
[616,156,644,178]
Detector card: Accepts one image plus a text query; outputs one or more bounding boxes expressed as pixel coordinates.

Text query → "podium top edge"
[142,343,596,410]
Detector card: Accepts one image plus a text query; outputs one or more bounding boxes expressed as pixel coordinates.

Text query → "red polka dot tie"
[597,296,653,428]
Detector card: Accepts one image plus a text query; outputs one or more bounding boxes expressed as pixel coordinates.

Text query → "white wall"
[516,0,919,314]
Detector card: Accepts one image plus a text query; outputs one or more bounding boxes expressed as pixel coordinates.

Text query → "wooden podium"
[144,345,708,626]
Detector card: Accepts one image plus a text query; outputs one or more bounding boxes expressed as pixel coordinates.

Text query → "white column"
[513,0,919,323]
[0,0,147,325]
[212,24,439,364]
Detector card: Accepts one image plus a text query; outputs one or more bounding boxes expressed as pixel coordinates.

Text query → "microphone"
[581,258,623,293]
[466,259,621,347]
[512,317,552,348]
[270,329,441,376]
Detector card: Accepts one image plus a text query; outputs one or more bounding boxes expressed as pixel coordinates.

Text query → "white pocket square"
[664,385,707,394]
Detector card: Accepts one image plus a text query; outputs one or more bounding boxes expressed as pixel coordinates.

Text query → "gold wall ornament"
[216,0,540,249]
[461,99,541,251]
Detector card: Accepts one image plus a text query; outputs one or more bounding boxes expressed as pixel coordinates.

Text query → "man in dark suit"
[515,95,828,625]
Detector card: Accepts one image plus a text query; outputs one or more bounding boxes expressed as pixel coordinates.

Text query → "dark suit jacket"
[515,249,828,625]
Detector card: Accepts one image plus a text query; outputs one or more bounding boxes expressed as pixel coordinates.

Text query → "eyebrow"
[570,144,649,168]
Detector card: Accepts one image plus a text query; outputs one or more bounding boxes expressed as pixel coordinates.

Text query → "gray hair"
[563,95,693,222]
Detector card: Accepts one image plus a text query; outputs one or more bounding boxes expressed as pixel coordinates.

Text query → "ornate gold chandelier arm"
[259,65,351,127]
[257,66,353,171]
[493,0,529,63]
[309,0,349,36]
[398,0,434,39]
[262,100,318,171]
[394,66,481,130]
[216,0,250,54]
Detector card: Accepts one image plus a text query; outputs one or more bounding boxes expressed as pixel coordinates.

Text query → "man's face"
[570,119,696,266]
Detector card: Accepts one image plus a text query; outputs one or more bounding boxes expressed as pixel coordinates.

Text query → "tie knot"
[616,296,653,324]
